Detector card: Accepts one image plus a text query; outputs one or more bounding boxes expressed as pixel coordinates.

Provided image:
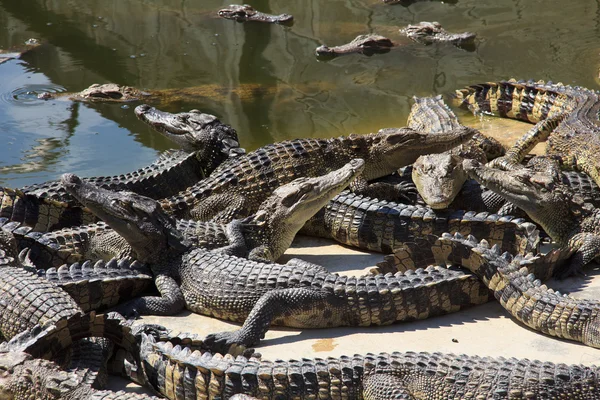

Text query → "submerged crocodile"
[408,95,505,209]
[463,156,600,278]
[316,34,394,57]
[400,21,476,47]
[456,79,600,188]
[135,329,600,399]
[217,4,293,24]
[158,125,475,222]
[0,38,40,65]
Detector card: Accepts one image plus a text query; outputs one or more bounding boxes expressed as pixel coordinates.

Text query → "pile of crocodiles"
[4,5,600,399]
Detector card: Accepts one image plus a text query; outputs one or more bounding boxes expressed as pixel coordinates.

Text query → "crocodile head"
[316,34,394,57]
[361,126,475,181]
[135,105,244,170]
[39,83,150,103]
[412,153,467,209]
[61,173,188,263]
[245,159,365,261]
[400,21,476,47]
[218,4,293,24]
[463,157,586,244]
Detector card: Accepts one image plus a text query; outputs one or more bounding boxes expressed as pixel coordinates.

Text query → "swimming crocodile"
[0,38,40,65]
[135,329,600,399]
[217,4,293,24]
[463,156,600,278]
[400,21,476,47]
[315,34,394,57]
[456,79,600,189]
[158,125,475,223]
[408,95,505,209]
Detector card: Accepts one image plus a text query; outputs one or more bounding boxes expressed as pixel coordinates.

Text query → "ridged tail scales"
[140,332,600,399]
[301,191,540,255]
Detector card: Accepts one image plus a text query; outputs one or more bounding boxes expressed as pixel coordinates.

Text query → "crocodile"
[315,34,394,57]
[61,169,497,352]
[135,330,600,399]
[217,4,293,24]
[299,190,540,256]
[0,312,163,400]
[61,159,366,263]
[400,21,477,47]
[463,156,600,278]
[158,125,476,223]
[455,79,600,188]
[0,38,40,65]
[408,95,505,209]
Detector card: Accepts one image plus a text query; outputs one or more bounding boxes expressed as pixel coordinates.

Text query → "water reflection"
[0,0,599,186]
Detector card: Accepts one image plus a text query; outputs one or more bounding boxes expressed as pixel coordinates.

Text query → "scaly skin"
[408,95,505,209]
[62,159,365,263]
[137,331,600,399]
[0,313,163,400]
[315,34,394,57]
[463,156,600,278]
[400,21,476,47]
[456,79,600,188]
[217,4,293,24]
[399,232,600,349]
[299,190,540,255]
[159,126,476,223]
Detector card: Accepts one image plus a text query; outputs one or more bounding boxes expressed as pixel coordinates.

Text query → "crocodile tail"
[455,79,567,124]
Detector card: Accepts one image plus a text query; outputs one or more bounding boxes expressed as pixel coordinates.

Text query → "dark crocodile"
[400,21,476,47]
[315,34,394,57]
[456,79,600,188]
[299,190,540,256]
[463,156,600,278]
[217,4,293,24]
[158,125,476,223]
[0,312,163,400]
[0,38,40,65]
[408,95,505,209]
[61,159,365,263]
[136,330,600,399]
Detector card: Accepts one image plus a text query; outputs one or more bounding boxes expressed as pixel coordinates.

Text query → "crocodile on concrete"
[399,231,600,349]
[0,312,163,400]
[158,125,476,223]
[315,34,394,57]
[463,156,600,278]
[299,190,540,256]
[456,79,600,188]
[136,330,600,399]
[60,159,365,263]
[61,170,496,352]
[408,95,505,209]
[400,21,476,47]
[217,4,293,24]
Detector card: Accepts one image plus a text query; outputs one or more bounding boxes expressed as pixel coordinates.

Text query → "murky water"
[0,0,598,186]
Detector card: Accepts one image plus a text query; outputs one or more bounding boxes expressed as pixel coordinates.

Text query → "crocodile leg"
[115,273,185,317]
[350,176,418,203]
[558,232,600,279]
[202,288,345,353]
[211,219,248,257]
[363,373,414,399]
[487,113,567,170]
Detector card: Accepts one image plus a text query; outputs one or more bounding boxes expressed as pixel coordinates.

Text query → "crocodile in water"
[315,34,395,57]
[217,4,293,24]
[400,21,476,48]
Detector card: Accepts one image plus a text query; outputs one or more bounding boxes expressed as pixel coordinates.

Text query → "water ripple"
[3,84,67,106]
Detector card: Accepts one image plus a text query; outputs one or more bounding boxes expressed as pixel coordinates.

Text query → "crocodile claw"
[203,330,247,355]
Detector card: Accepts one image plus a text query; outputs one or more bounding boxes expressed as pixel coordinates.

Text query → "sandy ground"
[108,234,600,394]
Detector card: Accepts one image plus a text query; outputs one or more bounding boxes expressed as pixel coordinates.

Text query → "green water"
[0,0,599,187]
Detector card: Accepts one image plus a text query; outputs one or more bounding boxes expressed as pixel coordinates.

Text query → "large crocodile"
[133,329,600,399]
[408,95,505,209]
[463,156,600,278]
[217,4,293,24]
[61,169,497,352]
[158,126,475,223]
[456,79,600,188]
[315,34,394,57]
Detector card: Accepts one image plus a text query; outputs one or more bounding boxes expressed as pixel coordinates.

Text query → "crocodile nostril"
[134,104,152,115]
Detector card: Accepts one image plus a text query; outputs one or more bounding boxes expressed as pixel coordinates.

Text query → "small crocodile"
[315,34,394,57]
[456,79,600,188]
[217,4,293,24]
[0,312,163,400]
[159,125,475,222]
[0,38,40,65]
[463,156,600,278]
[136,330,600,399]
[400,21,476,47]
[408,95,505,209]
[299,190,540,255]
